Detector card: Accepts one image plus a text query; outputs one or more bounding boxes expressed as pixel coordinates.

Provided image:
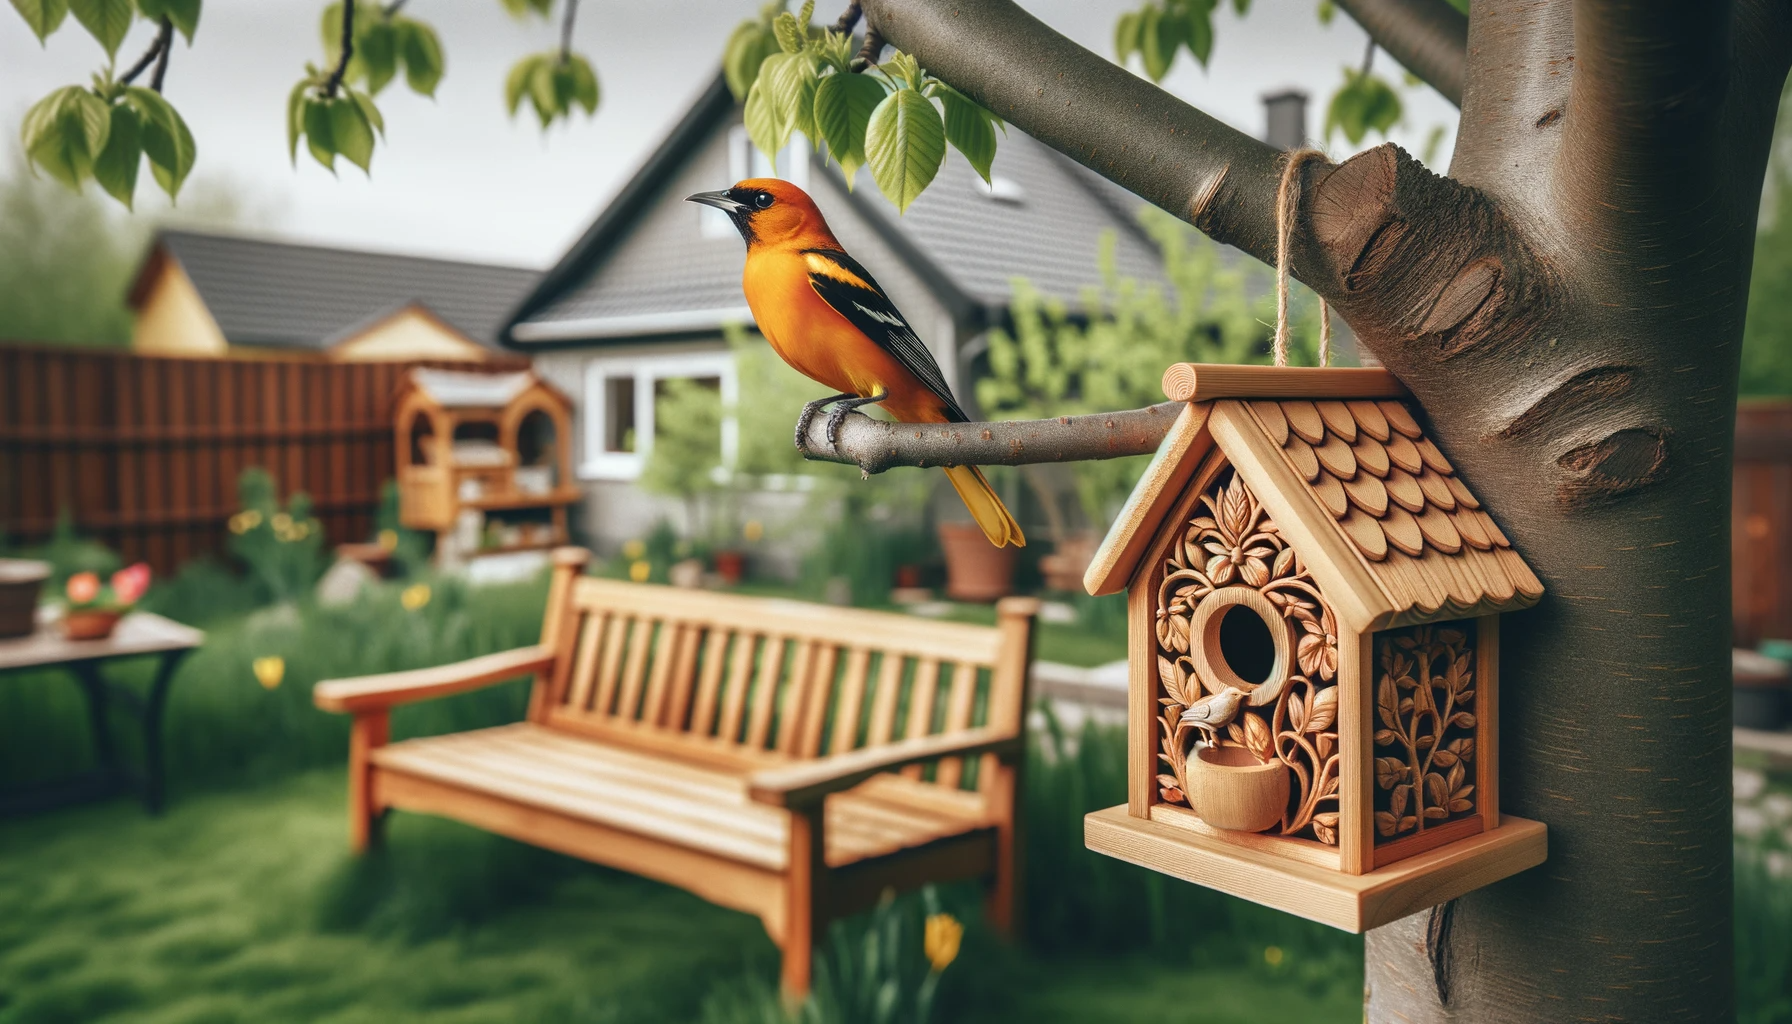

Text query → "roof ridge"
[153,227,539,273]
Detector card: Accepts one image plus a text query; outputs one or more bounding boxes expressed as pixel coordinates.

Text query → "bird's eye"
[754,192,775,210]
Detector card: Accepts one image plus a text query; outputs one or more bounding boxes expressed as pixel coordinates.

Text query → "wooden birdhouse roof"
[1085,364,1542,632]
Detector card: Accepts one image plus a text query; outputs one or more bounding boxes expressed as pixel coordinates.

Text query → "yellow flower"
[628,560,651,583]
[401,583,432,610]
[272,513,292,532]
[1263,945,1284,967]
[743,519,765,543]
[622,539,646,560]
[253,656,285,690]
[378,529,398,552]
[923,913,962,973]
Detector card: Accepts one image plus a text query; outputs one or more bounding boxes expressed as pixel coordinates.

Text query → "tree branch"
[832,1,862,35]
[859,0,1298,276]
[559,0,579,61]
[150,23,172,92]
[1334,0,1467,106]
[794,404,1181,474]
[322,0,356,98]
[119,17,173,88]
[853,26,886,70]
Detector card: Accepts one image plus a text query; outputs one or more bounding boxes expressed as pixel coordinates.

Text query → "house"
[128,230,540,362]
[501,72,1175,551]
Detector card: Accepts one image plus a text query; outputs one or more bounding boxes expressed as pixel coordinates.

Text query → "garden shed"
[1080,363,1549,931]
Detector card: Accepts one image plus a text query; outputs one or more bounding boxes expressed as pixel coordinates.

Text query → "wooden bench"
[314,548,1038,993]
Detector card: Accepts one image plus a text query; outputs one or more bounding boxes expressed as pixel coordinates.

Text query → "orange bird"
[688,178,1024,548]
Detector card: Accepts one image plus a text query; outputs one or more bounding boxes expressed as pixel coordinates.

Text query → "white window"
[580,352,740,481]
[700,126,812,239]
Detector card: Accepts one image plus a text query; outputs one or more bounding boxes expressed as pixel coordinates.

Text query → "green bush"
[227,468,327,605]
[1739,856,1792,1023]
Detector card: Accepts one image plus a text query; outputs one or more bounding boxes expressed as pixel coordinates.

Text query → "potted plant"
[61,563,151,640]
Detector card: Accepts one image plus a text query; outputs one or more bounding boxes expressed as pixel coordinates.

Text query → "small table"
[0,610,203,815]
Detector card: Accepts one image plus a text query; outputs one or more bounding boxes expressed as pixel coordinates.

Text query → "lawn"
[0,769,1363,1024]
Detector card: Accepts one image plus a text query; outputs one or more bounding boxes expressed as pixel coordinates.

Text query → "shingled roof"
[1085,366,1542,631]
[502,71,1169,346]
[131,230,540,351]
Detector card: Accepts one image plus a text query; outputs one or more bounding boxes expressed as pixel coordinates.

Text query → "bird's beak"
[686,190,747,214]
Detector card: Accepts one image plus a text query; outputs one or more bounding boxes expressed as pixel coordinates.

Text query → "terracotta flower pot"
[937,522,1015,602]
[62,608,124,641]
[1185,744,1290,833]
[713,550,747,585]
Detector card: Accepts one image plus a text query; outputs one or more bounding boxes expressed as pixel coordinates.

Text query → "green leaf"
[286,78,308,163]
[939,85,998,184]
[1138,6,1171,81]
[563,54,599,115]
[397,18,443,97]
[303,97,336,170]
[1326,68,1402,145]
[1186,4,1214,66]
[769,50,821,144]
[865,86,944,214]
[356,18,398,95]
[91,99,141,207]
[349,86,383,137]
[881,51,925,90]
[1113,8,1140,63]
[1316,0,1334,26]
[329,95,374,172]
[127,86,194,197]
[137,0,199,42]
[813,70,884,184]
[67,0,133,59]
[772,10,802,54]
[743,51,793,163]
[10,0,70,43]
[504,53,543,116]
[1233,0,1250,12]
[22,86,110,188]
[723,21,774,100]
[497,0,551,17]
[527,58,558,127]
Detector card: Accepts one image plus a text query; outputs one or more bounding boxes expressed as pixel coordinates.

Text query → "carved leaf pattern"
[1371,622,1479,841]
[1155,464,1341,844]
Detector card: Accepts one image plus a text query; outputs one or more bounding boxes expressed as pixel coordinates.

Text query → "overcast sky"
[3,1,1458,268]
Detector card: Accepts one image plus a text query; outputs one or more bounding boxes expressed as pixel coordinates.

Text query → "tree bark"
[1333,0,1468,105]
[853,0,1792,1018]
[794,403,1178,475]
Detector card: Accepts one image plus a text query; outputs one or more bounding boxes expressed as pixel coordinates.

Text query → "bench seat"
[371,722,995,870]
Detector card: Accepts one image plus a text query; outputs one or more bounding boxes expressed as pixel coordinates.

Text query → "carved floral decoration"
[1372,623,1478,840]
[1155,465,1342,844]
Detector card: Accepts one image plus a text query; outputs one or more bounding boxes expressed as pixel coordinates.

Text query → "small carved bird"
[1180,686,1248,742]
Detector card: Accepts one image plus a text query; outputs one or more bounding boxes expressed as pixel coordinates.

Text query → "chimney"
[1262,89,1308,151]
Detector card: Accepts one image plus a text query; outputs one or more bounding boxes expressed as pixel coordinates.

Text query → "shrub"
[227,468,326,604]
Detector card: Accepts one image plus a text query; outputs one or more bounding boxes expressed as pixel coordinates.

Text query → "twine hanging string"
[1273,148,1332,368]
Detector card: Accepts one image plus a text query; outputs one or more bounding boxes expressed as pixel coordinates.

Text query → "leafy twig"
[832,1,862,34]
[852,25,885,71]
[323,0,356,98]
[120,18,174,88]
[150,23,173,91]
[559,0,579,61]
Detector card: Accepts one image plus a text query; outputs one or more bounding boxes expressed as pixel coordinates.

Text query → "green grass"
[0,769,1362,1024]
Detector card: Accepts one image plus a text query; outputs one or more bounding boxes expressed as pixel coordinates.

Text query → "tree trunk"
[854,0,1792,1018]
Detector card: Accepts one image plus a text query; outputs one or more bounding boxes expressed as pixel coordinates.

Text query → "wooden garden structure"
[1080,364,1548,931]
[314,549,1039,995]
[393,368,579,559]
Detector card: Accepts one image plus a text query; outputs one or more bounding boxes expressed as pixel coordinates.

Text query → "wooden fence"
[0,344,526,575]
[1735,401,1792,646]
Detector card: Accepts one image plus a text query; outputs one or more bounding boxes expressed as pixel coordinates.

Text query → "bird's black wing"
[801,247,968,422]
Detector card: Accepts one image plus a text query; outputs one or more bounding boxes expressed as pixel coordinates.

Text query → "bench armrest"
[747,727,1021,809]
[313,645,556,715]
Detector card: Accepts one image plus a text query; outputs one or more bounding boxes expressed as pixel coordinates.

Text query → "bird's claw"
[794,393,856,454]
[824,405,853,454]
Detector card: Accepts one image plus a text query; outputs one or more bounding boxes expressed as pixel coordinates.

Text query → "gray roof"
[138,230,540,350]
[504,73,1169,345]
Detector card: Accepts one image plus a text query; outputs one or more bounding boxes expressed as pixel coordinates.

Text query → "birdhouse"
[1081,363,1547,932]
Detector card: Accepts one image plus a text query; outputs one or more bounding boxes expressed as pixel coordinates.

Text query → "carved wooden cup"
[1186,743,1290,832]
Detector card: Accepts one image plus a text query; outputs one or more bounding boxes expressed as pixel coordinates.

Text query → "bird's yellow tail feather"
[943,465,1025,548]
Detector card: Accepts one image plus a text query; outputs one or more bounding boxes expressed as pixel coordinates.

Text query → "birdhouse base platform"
[1084,805,1546,932]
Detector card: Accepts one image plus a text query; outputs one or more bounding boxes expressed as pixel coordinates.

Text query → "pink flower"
[66,572,101,605]
[110,563,152,606]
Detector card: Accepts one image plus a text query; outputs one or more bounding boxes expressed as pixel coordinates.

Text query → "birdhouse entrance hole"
[1217,605,1276,684]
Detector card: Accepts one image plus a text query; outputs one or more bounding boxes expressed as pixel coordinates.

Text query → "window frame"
[579,350,740,482]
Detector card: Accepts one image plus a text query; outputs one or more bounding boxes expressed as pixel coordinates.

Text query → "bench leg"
[983,760,1024,939]
[781,806,826,999]
[348,712,390,853]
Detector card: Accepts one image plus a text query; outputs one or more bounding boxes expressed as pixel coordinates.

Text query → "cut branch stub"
[793,403,1181,473]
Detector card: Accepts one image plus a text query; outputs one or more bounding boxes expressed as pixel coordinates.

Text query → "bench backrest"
[528,554,1037,796]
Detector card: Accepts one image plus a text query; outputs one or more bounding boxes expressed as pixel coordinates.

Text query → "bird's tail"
[943,465,1026,548]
